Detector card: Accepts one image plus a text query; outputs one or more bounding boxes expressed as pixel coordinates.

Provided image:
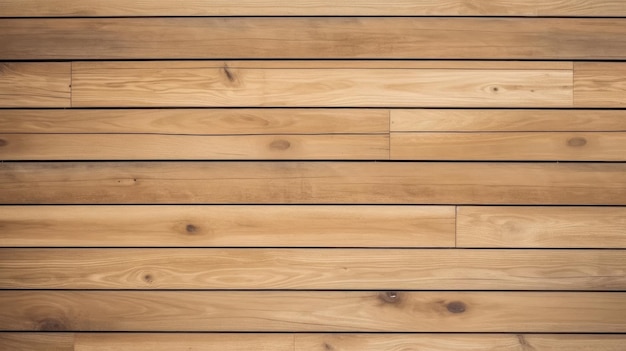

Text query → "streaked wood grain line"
[1,249,624,290]
[0,333,74,351]
[1,162,624,205]
[390,109,626,132]
[0,109,389,134]
[2,18,625,59]
[0,134,389,160]
[0,63,70,108]
[457,206,626,248]
[71,62,572,108]
[2,291,625,332]
[0,205,455,248]
[390,132,626,161]
[574,62,626,107]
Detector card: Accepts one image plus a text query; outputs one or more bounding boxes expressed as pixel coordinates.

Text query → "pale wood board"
[574,62,626,107]
[0,63,70,108]
[0,333,74,351]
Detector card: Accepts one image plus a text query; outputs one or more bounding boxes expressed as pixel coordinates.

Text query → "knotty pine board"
[0,63,70,108]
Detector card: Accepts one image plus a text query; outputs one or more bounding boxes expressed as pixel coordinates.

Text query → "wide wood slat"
[1,162,624,205]
[1,249,623,290]
[0,205,455,248]
[457,206,626,248]
[390,132,626,161]
[0,109,389,134]
[2,18,625,60]
[71,61,572,108]
[0,63,70,108]
[2,291,625,332]
[0,134,389,160]
[2,0,625,17]
[390,109,626,132]
[574,62,626,107]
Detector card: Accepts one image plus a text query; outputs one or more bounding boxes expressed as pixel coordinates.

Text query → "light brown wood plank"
[1,249,623,290]
[296,334,626,351]
[0,63,70,108]
[0,134,388,160]
[0,205,454,248]
[2,18,625,60]
[1,162,624,205]
[390,132,626,161]
[391,109,626,132]
[457,206,626,248]
[574,62,626,107]
[71,62,572,108]
[1,291,625,332]
[0,333,74,351]
[0,109,389,134]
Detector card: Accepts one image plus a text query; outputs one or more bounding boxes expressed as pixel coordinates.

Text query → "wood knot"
[222,66,236,82]
[143,274,154,283]
[270,139,291,150]
[490,86,499,93]
[0,139,7,147]
[379,291,400,303]
[186,224,198,234]
[446,301,466,314]
[567,137,587,147]
[323,342,334,351]
[37,318,66,331]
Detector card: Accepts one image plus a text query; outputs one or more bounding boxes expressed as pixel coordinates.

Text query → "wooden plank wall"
[0,1,625,350]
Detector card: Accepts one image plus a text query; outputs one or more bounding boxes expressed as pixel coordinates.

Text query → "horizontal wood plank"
[2,0,625,16]
[1,162,624,205]
[2,18,625,60]
[0,333,74,351]
[0,63,70,108]
[71,62,572,108]
[0,205,454,247]
[0,109,389,134]
[390,109,626,132]
[1,248,624,290]
[0,134,388,160]
[390,132,626,161]
[574,62,626,107]
[1,291,625,332]
[457,206,626,248]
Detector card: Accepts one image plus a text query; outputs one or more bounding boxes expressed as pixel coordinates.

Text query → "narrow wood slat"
[2,0,625,16]
[1,249,623,290]
[390,109,626,132]
[0,109,389,134]
[1,291,625,332]
[574,62,626,107]
[0,134,389,160]
[71,62,572,108]
[390,132,626,161]
[457,206,626,248]
[0,333,74,351]
[0,205,455,248]
[1,162,624,205]
[2,18,625,60]
[0,63,70,108]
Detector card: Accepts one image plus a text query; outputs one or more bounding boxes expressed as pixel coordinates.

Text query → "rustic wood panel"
[0,109,389,134]
[2,18,625,60]
[457,206,626,248]
[1,162,624,205]
[2,291,625,332]
[0,63,70,108]
[574,62,626,107]
[390,109,626,132]
[2,0,625,16]
[1,249,623,290]
[0,333,74,351]
[390,132,626,161]
[71,62,572,108]
[0,134,389,160]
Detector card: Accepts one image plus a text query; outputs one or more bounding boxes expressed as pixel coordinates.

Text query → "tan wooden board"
[574,62,626,107]
[0,63,70,108]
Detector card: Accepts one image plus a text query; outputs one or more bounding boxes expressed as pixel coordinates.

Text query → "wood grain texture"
[390,109,626,132]
[0,333,74,351]
[1,248,624,290]
[574,62,626,107]
[1,162,624,205]
[0,134,389,160]
[2,18,625,60]
[2,291,625,332]
[0,63,70,108]
[457,207,626,248]
[0,109,389,134]
[390,132,626,161]
[2,0,626,16]
[71,62,572,108]
[0,205,455,248]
